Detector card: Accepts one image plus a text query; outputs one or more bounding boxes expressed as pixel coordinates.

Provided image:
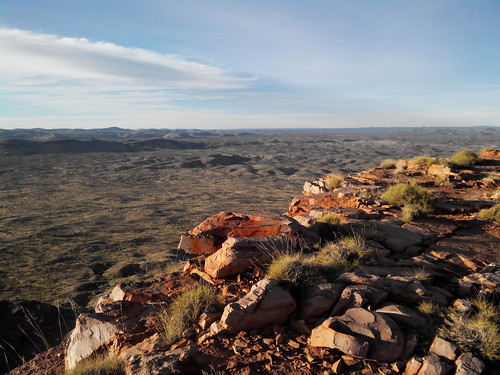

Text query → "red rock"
[288,193,364,216]
[429,336,458,362]
[179,211,319,254]
[204,236,289,279]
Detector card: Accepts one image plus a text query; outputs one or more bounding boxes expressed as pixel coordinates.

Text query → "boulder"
[455,352,485,375]
[310,308,406,362]
[288,193,364,216]
[204,236,289,279]
[65,314,120,370]
[416,353,452,375]
[429,336,458,362]
[178,211,319,254]
[218,278,296,334]
[404,356,424,375]
[330,284,389,316]
[375,303,427,329]
[299,283,344,321]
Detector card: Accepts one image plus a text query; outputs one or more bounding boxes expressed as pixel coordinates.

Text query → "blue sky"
[1,0,499,129]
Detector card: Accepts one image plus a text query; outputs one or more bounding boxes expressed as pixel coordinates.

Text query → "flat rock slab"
[375,303,427,329]
[179,211,318,254]
[310,307,406,362]
[345,219,424,253]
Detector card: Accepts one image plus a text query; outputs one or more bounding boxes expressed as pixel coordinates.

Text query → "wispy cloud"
[0,28,250,89]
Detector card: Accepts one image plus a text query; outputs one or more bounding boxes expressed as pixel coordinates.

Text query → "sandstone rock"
[335,271,387,289]
[404,356,423,375]
[311,308,406,362]
[375,303,427,329]
[330,284,389,316]
[416,353,452,375]
[310,317,370,358]
[429,336,458,361]
[299,283,344,321]
[218,278,296,334]
[479,148,500,160]
[451,299,472,314]
[179,211,319,254]
[427,165,460,182]
[455,352,485,375]
[288,193,364,216]
[345,219,424,253]
[303,180,329,195]
[65,313,120,370]
[204,236,289,279]
[125,347,207,375]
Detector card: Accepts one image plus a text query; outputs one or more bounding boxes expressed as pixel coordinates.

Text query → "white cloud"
[0,28,250,89]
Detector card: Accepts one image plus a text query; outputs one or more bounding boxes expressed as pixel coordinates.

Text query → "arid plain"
[0,127,498,308]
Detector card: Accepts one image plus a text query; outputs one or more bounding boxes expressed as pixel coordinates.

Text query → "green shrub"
[449,149,479,167]
[325,174,343,189]
[412,155,438,167]
[380,159,397,169]
[478,204,500,223]
[159,284,219,346]
[65,354,124,375]
[381,183,433,219]
[440,298,500,360]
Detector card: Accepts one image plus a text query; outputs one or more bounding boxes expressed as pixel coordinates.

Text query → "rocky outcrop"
[178,211,318,254]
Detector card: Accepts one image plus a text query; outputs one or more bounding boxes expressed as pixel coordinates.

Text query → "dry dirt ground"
[0,127,498,308]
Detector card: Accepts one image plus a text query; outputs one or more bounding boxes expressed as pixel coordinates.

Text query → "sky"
[0,0,499,129]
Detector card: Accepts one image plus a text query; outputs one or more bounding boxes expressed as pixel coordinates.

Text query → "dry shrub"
[449,149,479,167]
[478,204,500,223]
[65,354,124,375]
[159,284,219,346]
[412,155,438,167]
[440,298,500,361]
[380,159,397,169]
[325,174,343,189]
[381,183,433,221]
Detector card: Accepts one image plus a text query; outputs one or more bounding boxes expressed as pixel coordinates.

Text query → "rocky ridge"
[9,149,499,375]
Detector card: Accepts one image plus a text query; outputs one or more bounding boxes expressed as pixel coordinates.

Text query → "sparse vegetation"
[418,300,443,316]
[449,149,479,167]
[478,203,500,223]
[381,182,433,220]
[310,213,343,240]
[325,174,343,189]
[380,159,397,169]
[265,252,305,283]
[412,155,438,167]
[65,354,124,375]
[440,298,500,361]
[159,284,219,346]
[407,269,432,283]
[307,235,373,276]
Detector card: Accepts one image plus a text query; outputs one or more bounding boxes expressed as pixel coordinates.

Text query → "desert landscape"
[0,126,499,374]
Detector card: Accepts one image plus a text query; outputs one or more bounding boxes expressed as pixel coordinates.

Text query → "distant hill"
[0,138,206,155]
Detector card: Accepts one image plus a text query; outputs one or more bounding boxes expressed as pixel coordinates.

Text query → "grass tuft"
[265,252,305,283]
[65,354,124,375]
[308,235,373,276]
[478,204,500,223]
[449,149,479,167]
[406,269,432,283]
[381,182,433,220]
[412,155,438,167]
[158,284,219,346]
[310,213,343,240]
[380,159,397,169]
[325,174,343,189]
[440,298,500,361]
